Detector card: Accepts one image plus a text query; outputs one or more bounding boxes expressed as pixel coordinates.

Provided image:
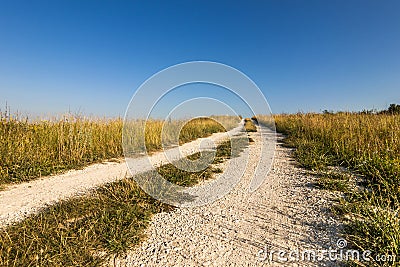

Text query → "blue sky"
[0,0,399,117]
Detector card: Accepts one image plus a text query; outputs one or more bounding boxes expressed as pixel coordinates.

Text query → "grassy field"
[0,138,248,266]
[260,113,399,266]
[0,112,239,186]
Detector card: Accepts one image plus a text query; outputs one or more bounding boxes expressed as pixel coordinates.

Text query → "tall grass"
[0,114,123,184]
[263,113,400,266]
[0,112,239,186]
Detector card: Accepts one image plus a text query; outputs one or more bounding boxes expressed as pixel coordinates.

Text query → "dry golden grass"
[0,115,123,184]
[243,118,257,132]
[0,113,239,186]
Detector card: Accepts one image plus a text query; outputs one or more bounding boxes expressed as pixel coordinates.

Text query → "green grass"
[260,113,400,266]
[314,172,350,192]
[0,138,247,266]
[0,179,168,266]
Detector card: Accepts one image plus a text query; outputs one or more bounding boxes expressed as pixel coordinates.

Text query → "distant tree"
[359,109,376,115]
[322,109,333,114]
[387,103,400,114]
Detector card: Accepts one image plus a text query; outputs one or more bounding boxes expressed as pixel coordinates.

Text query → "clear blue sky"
[1,0,399,117]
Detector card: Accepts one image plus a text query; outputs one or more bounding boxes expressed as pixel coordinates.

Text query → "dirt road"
[113,128,341,266]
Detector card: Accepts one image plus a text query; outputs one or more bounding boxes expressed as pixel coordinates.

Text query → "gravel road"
[112,128,342,267]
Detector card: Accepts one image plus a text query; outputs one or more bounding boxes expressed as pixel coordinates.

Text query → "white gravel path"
[0,126,242,227]
[112,128,342,267]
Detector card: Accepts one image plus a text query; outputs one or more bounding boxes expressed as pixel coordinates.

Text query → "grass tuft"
[244,118,257,132]
[314,172,350,192]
